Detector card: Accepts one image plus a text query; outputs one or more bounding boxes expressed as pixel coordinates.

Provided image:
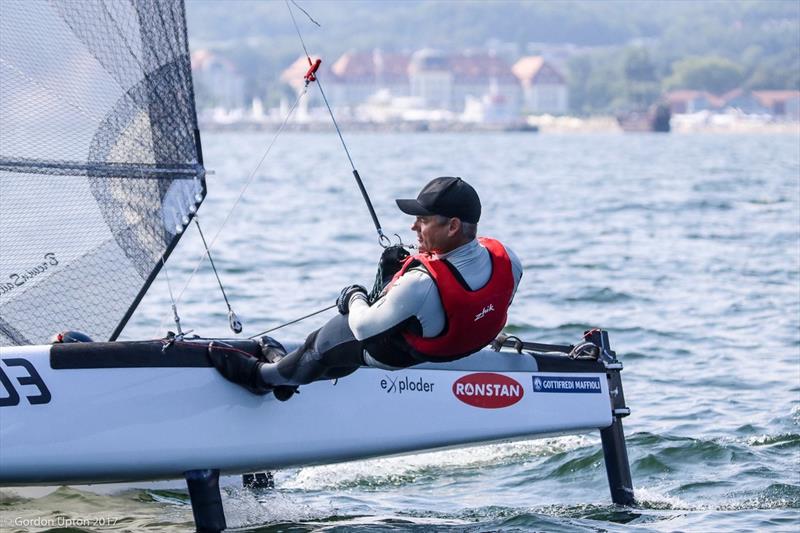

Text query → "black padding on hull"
[50,339,606,374]
[50,339,260,369]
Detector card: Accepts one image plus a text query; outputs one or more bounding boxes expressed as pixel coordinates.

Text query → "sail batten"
[0,0,205,346]
[0,158,202,178]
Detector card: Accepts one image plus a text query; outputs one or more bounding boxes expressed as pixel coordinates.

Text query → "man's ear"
[448,217,461,237]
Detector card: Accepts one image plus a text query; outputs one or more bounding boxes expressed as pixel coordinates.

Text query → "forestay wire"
[248,304,337,339]
[286,0,393,248]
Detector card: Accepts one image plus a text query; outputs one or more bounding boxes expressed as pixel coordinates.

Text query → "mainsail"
[0,0,205,345]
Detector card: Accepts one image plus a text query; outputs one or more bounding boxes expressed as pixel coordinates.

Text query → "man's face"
[411,215,457,253]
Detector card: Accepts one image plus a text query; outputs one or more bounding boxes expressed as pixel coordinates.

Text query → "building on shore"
[330,50,410,108]
[408,49,453,110]
[665,90,724,114]
[449,52,521,114]
[191,50,246,111]
[666,89,799,120]
[511,56,569,114]
[752,91,800,120]
[281,49,521,119]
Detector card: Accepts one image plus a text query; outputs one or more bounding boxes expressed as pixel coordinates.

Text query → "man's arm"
[505,245,523,302]
[347,269,435,341]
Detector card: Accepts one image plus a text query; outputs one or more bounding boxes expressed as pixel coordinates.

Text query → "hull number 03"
[0,358,51,406]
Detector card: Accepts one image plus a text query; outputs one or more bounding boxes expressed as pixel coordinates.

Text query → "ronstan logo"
[452,372,523,408]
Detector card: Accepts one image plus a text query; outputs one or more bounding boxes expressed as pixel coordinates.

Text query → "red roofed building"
[409,49,520,112]
[450,53,521,113]
[753,91,800,119]
[281,51,410,110]
[719,89,770,114]
[329,50,410,107]
[281,49,523,116]
[665,89,799,119]
[664,90,724,114]
[408,49,453,109]
[512,56,568,114]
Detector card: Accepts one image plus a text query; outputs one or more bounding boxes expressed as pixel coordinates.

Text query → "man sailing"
[210,177,523,400]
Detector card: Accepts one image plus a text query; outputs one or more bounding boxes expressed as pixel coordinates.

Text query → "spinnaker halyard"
[0,0,205,346]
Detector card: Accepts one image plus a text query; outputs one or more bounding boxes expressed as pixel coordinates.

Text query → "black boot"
[207,341,271,396]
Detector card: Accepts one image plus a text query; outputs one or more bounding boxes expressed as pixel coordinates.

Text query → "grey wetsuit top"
[347,239,523,360]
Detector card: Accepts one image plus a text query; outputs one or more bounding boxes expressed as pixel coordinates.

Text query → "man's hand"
[374,245,411,296]
[379,245,411,275]
[337,284,368,314]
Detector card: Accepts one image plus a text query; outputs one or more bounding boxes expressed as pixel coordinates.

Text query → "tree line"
[186,0,799,114]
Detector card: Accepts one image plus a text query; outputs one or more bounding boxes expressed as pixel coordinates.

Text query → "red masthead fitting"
[304,57,321,84]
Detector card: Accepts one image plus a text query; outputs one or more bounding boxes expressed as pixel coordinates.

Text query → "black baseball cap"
[395,177,481,224]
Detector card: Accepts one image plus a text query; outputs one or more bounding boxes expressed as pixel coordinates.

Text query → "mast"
[110,0,206,341]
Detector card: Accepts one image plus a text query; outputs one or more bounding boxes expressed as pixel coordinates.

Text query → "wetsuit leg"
[259,314,365,387]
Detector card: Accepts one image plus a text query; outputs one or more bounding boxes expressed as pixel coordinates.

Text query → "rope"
[286,0,317,60]
[289,0,320,27]
[248,304,337,339]
[161,257,183,336]
[316,77,357,171]
[194,217,241,333]
[194,218,232,311]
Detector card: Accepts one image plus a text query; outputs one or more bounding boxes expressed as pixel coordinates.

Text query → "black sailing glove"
[369,245,411,301]
[379,245,411,278]
[337,284,368,315]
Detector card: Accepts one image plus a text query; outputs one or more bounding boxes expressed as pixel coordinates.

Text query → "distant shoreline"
[199,117,800,135]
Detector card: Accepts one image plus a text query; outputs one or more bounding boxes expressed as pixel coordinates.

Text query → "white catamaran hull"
[0,343,612,485]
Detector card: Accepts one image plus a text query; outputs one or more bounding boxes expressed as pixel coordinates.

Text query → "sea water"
[2,131,798,532]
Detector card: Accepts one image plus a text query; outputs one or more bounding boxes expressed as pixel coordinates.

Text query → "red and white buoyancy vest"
[389,237,515,359]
